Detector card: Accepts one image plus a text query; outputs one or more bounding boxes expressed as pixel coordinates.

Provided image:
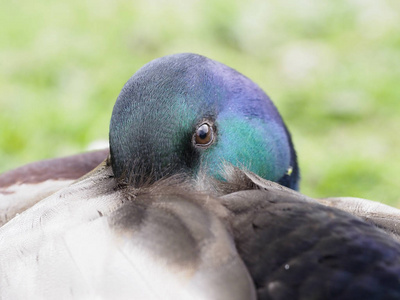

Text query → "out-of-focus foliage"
[1,0,399,205]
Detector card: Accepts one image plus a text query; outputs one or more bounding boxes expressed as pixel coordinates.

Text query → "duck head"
[109,53,299,191]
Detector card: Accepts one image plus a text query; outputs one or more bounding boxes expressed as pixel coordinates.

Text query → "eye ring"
[193,122,214,147]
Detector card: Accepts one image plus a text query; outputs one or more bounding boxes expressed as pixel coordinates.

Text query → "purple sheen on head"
[109,53,299,189]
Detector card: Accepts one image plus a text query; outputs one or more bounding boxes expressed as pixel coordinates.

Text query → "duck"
[1,53,400,299]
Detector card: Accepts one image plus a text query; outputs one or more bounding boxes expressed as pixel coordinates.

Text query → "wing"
[0,149,108,226]
[317,197,400,242]
[222,188,400,299]
[244,170,400,242]
[0,163,255,300]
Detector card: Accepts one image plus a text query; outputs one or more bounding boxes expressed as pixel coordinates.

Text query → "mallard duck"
[1,53,400,299]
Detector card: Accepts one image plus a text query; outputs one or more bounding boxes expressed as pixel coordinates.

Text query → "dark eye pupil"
[197,124,209,139]
[194,123,213,146]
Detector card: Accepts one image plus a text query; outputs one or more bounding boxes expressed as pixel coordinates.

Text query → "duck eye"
[194,123,214,146]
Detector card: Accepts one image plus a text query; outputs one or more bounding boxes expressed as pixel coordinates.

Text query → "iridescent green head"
[110,53,299,190]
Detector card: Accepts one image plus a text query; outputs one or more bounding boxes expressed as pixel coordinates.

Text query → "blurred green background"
[1,0,399,205]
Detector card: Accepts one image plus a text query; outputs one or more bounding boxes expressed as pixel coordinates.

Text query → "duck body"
[1,53,400,299]
[2,162,400,299]
[0,162,255,300]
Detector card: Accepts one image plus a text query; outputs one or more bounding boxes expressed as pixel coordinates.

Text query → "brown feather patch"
[0,149,109,188]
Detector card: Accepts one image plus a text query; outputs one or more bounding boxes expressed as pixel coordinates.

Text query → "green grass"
[1,0,399,206]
